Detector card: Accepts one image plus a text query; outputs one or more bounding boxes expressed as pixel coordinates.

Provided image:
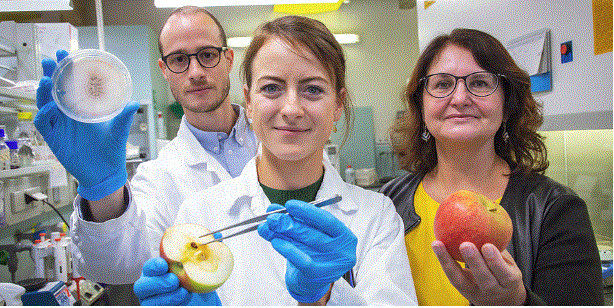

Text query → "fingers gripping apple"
[433,190,513,262]
[159,224,234,293]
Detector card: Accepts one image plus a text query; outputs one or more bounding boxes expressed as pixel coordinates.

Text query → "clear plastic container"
[52,49,132,123]
[345,165,355,185]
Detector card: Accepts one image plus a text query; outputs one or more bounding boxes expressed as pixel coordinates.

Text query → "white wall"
[416,0,612,130]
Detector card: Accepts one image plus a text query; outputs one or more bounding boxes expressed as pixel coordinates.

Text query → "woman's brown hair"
[390,28,548,175]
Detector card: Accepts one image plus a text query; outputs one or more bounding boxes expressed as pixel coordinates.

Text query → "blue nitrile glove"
[133,257,221,306]
[34,50,139,201]
[257,200,357,303]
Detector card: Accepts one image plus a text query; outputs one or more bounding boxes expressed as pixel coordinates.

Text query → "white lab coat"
[69,115,257,284]
[175,157,418,305]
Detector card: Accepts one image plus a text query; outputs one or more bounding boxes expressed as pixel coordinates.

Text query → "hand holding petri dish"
[52,49,132,123]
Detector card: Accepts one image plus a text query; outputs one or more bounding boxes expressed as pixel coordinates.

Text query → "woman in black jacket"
[380,28,603,306]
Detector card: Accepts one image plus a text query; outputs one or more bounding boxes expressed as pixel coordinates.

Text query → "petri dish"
[52,49,132,123]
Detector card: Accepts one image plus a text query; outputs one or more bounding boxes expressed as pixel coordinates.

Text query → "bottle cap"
[52,49,132,123]
[17,112,33,120]
[5,140,18,149]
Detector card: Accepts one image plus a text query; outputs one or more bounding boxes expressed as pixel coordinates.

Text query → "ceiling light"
[154,0,338,7]
[0,0,73,12]
[228,33,360,48]
[228,37,252,48]
[334,34,360,44]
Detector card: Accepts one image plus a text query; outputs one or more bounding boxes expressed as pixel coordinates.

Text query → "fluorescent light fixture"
[334,34,360,44]
[0,0,73,11]
[155,0,338,7]
[228,33,360,48]
[228,37,253,48]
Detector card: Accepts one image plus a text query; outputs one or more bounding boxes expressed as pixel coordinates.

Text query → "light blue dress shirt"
[185,104,258,178]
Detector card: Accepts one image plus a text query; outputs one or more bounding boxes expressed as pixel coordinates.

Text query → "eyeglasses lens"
[197,48,221,68]
[466,72,498,96]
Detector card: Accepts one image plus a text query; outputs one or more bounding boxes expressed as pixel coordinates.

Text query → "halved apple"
[159,223,233,293]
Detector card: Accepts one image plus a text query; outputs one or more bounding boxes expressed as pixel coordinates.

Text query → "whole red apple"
[433,190,513,262]
[159,223,234,293]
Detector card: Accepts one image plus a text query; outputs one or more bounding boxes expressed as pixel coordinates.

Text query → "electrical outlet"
[24,186,42,204]
[10,190,26,213]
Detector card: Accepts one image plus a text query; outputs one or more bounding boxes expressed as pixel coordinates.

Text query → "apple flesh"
[433,190,513,262]
[159,223,233,293]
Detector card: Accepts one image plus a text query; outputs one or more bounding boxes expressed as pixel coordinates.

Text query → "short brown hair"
[157,6,228,55]
[241,15,353,145]
[390,28,548,175]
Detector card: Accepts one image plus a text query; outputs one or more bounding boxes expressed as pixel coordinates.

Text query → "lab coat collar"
[318,158,358,212]
[175,104,252,173]
[222,155,358,217]
[175,116,226,173]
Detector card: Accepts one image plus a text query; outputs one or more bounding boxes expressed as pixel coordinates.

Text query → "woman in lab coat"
[380,28,603,305]
[133,15,417,306]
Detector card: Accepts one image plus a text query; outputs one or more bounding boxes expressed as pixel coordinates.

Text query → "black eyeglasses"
[421,71,505,98]
[161,46,228,74]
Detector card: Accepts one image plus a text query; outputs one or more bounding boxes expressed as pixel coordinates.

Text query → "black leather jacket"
[380,171,604,305]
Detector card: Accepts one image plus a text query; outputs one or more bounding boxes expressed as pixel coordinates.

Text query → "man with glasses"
[34,5,258,287]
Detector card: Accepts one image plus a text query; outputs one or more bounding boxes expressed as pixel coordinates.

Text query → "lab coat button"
[228,150,233,154]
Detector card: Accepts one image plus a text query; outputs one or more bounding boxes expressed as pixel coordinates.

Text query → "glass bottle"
[5,140,19,169]
[0,128,9,170]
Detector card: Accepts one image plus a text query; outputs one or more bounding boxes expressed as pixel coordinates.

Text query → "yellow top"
[405,181,469,305]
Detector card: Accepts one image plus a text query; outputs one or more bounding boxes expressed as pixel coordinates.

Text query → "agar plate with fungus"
[52,49,132,123]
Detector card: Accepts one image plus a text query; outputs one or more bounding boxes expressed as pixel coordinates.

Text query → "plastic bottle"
[16,139,34,167]
[0,128,10,170]
[13,112,41,144]
[345,165,356,185]
[5,141,19,169]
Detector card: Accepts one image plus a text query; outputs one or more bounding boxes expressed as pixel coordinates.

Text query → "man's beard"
[178,79,231,113]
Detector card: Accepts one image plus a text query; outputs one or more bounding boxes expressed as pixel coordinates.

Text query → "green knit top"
[259,174,324,205]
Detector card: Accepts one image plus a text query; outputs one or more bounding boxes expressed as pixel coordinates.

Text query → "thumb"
[142,257,169,277]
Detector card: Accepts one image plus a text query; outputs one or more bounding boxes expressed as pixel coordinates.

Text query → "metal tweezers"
[198,194,342,246]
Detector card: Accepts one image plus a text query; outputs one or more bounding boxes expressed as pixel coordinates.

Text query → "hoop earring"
[332,123,337,133]
[502,122,510,143]
[421,128,431,141]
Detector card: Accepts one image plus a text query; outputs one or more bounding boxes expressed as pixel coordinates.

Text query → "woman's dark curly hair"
[390,28,548,175]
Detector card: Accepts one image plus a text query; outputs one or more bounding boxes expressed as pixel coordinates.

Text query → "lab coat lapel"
[319,159,358,213]
[175,116,232,182]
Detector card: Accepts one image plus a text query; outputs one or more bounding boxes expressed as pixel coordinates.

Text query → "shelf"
[0,163,54,179]
[0,87,36,102]
[0,41,16,56]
